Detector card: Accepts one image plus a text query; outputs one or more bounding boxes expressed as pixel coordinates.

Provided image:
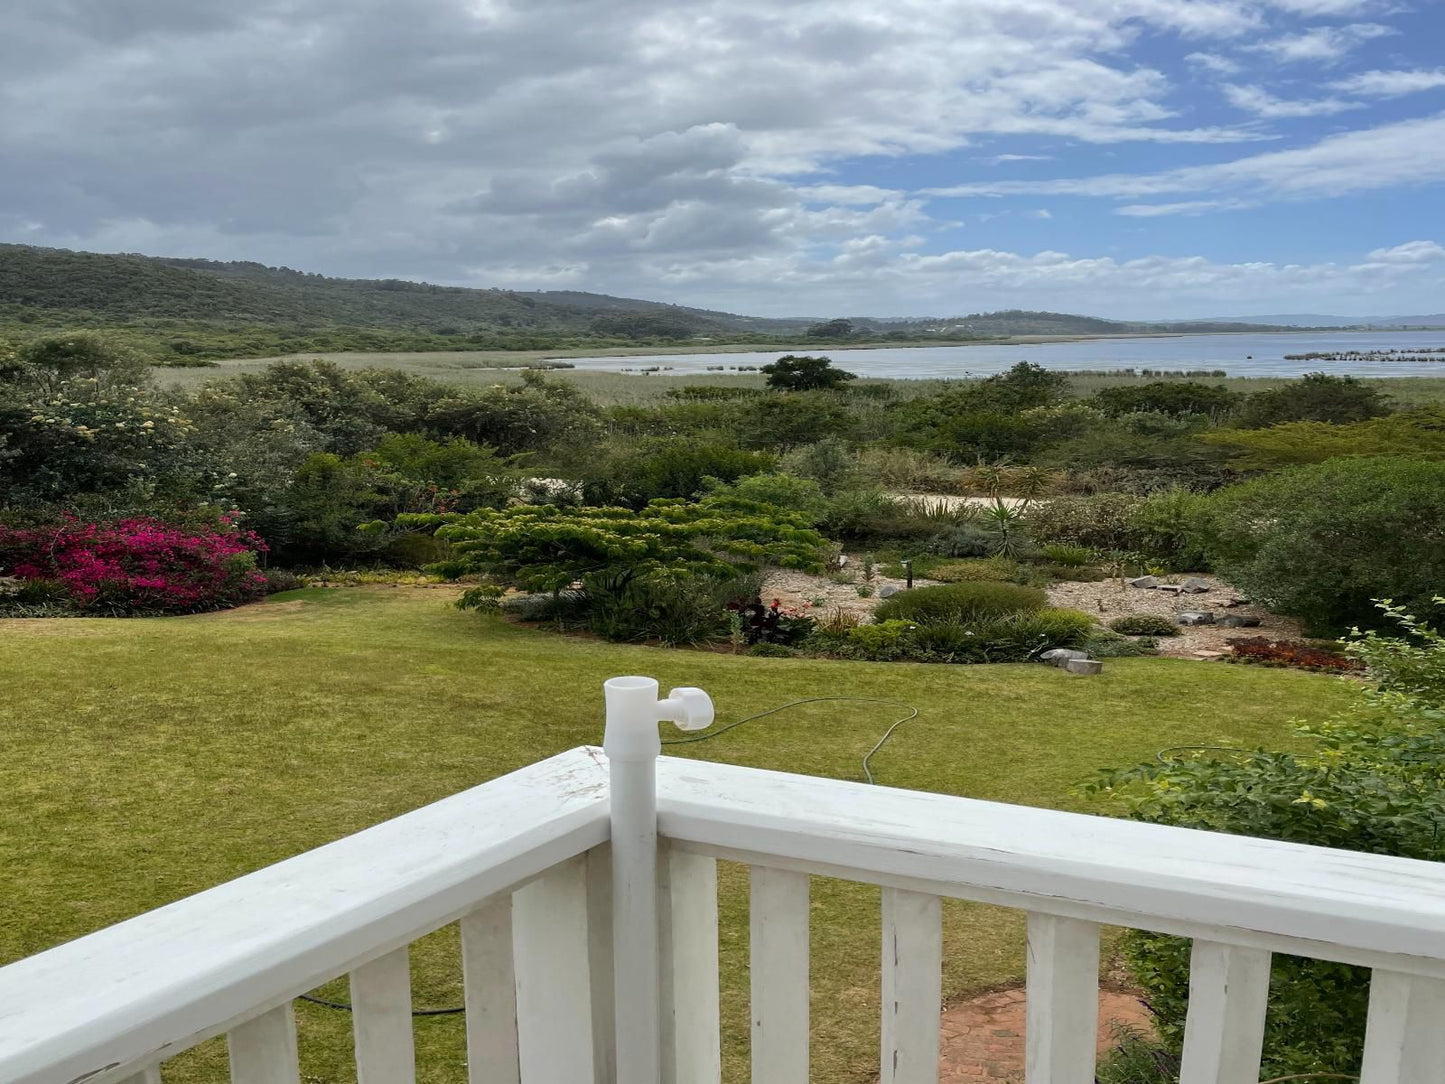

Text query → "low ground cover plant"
[1108,614,1178,637]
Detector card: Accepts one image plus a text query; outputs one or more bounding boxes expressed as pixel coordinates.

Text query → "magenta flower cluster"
[0,517,269,614]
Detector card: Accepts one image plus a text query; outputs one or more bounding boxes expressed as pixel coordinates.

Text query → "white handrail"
[0,748,611,1084]
[653,755,1445,977]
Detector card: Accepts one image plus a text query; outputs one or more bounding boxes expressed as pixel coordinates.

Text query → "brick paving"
[939,985,1154,1082]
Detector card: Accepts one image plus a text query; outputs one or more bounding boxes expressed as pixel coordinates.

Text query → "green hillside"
[0,243,1297,363]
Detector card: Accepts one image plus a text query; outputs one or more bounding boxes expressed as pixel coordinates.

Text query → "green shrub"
[925,522,995,557]
[854,446,963,492]
[704,472,827,520]
[1237,372,1389,428]
[1089,599,1445,1076]
[844,619,919,660]
[1092,381,1240,419]
[585,438,775,506]
[1128,488,1209,571]
[746,642,798,658]
[1024,493,1144,551]
[780,437,856,493]
[1040,543,1093,567]
[586,569,744,646]
[873,582,1047,625]
[1195,456,1445,633]
[1108,614,1179,637]
[1086,631,1159,658]
[964,608,1096,659]
[929,558,1016,583]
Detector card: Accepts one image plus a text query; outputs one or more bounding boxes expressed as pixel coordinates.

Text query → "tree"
[8,332,152,397]
[761,354,856,391]
[805,318,855,340]
[1238,372,1389,428]
[1195,456,1445,633]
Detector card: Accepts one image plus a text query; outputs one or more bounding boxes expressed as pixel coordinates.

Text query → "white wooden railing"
[4,675,1445,1084]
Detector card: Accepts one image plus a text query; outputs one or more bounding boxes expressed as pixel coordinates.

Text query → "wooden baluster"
[880,888,942,1084]
[350,946,416,1084]
[661,847,721,1084]
[461,895,520,1084]
[227,1004,300,1084]
[1360,970,1445,1084]
[513,858,597,1082]
[750,866,809,1084]
[1025,914,1100,1084]
[1179,942,1271,1084]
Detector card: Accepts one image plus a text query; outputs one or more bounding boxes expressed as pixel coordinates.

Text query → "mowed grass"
[0,589,1354,1083]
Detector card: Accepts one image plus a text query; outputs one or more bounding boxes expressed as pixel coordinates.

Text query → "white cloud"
[926,114,1445,203]
[1027,208,1054,219]
[1366,240,1445,263]
[1330,69,1445,97]
[1115,199,1256,216]
[1244,23,1396,64]
[1266,0,1391,13]
[982,153,1057,163]
[1185,52,1241,75]
[1222,83,1363,117]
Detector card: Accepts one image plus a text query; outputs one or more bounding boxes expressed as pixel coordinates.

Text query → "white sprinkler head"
[665,686,714,731]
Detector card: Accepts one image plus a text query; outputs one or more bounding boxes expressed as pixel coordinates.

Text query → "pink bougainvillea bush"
[0,517,269,615]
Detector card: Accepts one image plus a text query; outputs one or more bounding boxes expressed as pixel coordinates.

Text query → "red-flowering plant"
[0,516,268,615]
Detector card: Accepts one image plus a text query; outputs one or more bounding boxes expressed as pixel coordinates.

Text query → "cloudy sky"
[3,1,1444,318]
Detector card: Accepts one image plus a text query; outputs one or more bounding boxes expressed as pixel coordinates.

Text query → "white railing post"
[603,676,713,1084]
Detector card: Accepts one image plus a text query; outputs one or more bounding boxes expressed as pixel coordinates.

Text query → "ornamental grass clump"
[872,581,1047,625]
[0,517,268,615]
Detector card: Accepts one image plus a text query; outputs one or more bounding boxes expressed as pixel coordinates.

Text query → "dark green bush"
[873,582,1047,624]
[1237,372,1389,428]
[925,522,995,557]
[1024,493,1144,551]
[1195,456,1445,633]
[1040,543,1093,567]
[584,439,775,507]
[1092,381,1239,419]
[1086,630,1159,658]
[1108,614,1179,637]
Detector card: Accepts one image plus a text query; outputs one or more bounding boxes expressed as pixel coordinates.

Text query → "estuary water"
[560,330,1445,380]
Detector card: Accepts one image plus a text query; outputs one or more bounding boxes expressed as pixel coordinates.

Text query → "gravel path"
[1046,574,1300,659]
[764,562,1296,660]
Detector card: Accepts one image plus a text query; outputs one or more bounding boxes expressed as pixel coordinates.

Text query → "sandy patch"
[1047,574,1299,659]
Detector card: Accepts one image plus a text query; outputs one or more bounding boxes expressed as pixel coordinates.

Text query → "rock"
[1039,648,1090,667]
[1181,577,1212,593]
[1126,576,1159,589]
[1178,611,1215,626]
[1218,615,1261,628]
[1155,584,1184,595]
[878,584,901,599]
[1063,658,1104,675]
[1193,650,1226,661]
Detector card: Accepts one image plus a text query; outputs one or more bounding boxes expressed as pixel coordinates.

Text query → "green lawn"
[0,588,1354,1083]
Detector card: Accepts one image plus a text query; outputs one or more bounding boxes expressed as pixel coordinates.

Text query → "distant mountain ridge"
[0,243,1400,358]
[1182,313,1445,328]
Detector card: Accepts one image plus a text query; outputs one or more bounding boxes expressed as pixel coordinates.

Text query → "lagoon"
[561,330,1445,379]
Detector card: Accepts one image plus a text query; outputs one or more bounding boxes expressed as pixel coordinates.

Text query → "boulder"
[1181,577,1212,593]
[1155,584,1184,595]
[878,584,901,599]
[1039,648,1090,667]
[1218,615,1261,629]
[1126,576,1159,589]
[1178,611,1215,626]
[1063,658,1104,675]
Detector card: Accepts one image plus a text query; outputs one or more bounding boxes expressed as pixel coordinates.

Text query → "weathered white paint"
[227,1004,299,1084]
[1025,914,1100,1084]
[1179,942,1271,1084]
[513,856,597,1082]
[0,748,609,1084]
[459,895,519,1084]
[586,843,618,1084]
[1360,971,1445,1084]
[119,1069,162,1084]
[879,888,942,1084]
[348,946,415,1084]
[11,733,1445,1084]
[750,866,809,1084]
[660,847,721,1084]
[652,755,1445,978]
